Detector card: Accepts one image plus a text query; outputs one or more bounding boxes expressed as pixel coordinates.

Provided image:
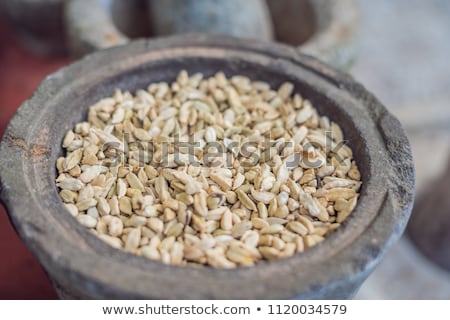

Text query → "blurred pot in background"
[64,0,359,70]
[408,157,450,271]
[266,0,359,70]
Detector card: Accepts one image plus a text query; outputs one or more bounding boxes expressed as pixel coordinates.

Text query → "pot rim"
[0,34,414,299]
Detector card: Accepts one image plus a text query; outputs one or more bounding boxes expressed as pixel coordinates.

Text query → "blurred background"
[0,0,449,299]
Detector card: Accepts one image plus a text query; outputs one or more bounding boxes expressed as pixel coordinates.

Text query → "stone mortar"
[408,157,450,271]
[146,0,273,40]
[64,0,359,70]
[0,35,414,299]
[266,0,359,70]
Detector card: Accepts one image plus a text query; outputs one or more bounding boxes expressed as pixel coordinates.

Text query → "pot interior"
[49,54,369,242]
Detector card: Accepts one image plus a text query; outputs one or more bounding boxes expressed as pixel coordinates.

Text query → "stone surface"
[0,35,414,299]
[267,0,359,70]
[148,0,273,40]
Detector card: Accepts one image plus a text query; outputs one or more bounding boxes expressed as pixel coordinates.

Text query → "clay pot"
[0,35,414,299]
[408,157,450,271]
[64,0,358,69]
[147,0,273,40]
[266,0,359,69]
[0,0,66,55]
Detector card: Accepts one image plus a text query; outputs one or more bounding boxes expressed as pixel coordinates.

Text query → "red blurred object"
[0,18,71,299]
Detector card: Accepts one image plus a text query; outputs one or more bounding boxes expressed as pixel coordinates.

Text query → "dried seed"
[99,234,122,249]
[220,209,233,231]
[119,197,133,215]
[125,228,141,251]
[261,224,284,234]
[64,203,78,217]
[76,198,97,211]
[231,221,252,239]
[250,188,274,204]
[108,217,123,237]
[326,188,357,201]
[126,172,145,192]
[236,190,257,211]
[57,178,84,191]
[141,246,160,260]
[287,221,308,236]
[226,246,254,266]
[77,214,97,228]
[148,217,164,234]
[259,246,280,260]
[57,71,361,268]
[251,217,270,229]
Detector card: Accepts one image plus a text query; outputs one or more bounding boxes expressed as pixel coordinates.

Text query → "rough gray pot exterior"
[0,0,66,55]
[267,0,359,70]
[0,35,414,299]
[147,0,273,40]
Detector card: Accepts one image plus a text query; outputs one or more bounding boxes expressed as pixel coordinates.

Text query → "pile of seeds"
[56,71,361,268]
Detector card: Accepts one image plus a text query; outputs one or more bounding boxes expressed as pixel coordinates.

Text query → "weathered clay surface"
[147,0,273,40]
[267,0,359,70]
[0,0,66,55]
[408,157,450,271]
[0,35,414,299]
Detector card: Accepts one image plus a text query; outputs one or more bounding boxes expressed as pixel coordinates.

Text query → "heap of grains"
[56,71,361,268]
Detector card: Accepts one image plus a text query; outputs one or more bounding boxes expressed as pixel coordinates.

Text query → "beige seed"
[220,209,233,231]
[64,149,83,172]
[210,172,232,191]
[251,217,270,229]
[77,214,97,228]
[236,190,257,211]
[261,224,284,234]
[97,197,110,216]
[170,242,184,264]
[57,178,84,191]
[60,189,77,203]
[125,228,141,251]
[76,198,97,211]
[226,246,254,266]
[207,250,236,269]
[287,221,308,236]
[109,196,120,216]
[126,172,145,192]
[231,221,252,239]
[250,188,274,204]
[98,234,123,249]
[166,222,184,237]
[141,246,160,260]
[57,70,361,269]
[184,245,204,261]
[64,203,78,217]
[148,217,164,234]
[108,217,124,237]
[193,191,208,217]
[119,197,133,215]
[326,188,356,201]
[259,246,280,260]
